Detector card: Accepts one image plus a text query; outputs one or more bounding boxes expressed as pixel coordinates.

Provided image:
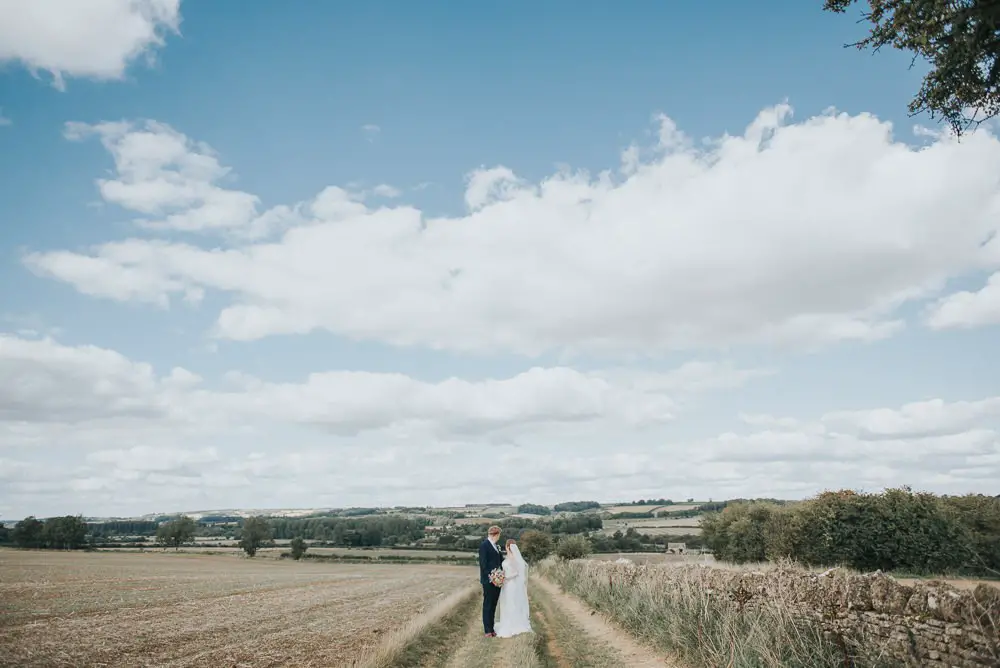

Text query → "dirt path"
[533,576,677,668]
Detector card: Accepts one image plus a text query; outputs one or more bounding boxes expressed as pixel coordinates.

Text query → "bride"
[494,540,532,638]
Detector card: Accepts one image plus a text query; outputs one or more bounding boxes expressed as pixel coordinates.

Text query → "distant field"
[453,517,494,526]
[0,549,471,667]
[604,504,667,514]
[607,517,702,528]
[101,545,475,560]
[602,526,703,537]
[589,553,716,565]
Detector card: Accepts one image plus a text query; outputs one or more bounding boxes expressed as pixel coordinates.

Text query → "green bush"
[289,537,307,560]
[555,534,590,560]
[702,488,1000,576]
[518,529,554,562]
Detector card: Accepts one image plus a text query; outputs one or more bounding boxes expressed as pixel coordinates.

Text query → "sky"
[1,1,1000,519]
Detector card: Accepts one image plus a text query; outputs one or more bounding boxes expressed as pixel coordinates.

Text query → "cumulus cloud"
[0,335,752,442]
[924,270,1000,330]
[1,333,997,517]
[0,0,182,90]
[23,105,1000,357]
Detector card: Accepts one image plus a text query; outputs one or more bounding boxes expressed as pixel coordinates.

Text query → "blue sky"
[2,1,999,519]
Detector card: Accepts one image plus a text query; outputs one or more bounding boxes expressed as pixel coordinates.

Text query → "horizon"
[3,1,1000,519]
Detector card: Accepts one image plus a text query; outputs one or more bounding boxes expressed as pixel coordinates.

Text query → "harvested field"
[0,549,472,667]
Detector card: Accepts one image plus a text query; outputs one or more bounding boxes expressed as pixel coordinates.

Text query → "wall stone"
[681,565,1000,667]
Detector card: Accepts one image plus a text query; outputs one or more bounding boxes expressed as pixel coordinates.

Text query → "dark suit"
[478,538,504,634]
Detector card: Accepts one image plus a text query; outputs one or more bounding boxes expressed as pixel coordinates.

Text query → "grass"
[529,582,628,667]
[444,621,541,668]
[353,585,478,667]
[537,558,899,668]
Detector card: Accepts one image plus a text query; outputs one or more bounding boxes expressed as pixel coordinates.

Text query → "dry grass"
[445,622,541,668]
[537,558,896,668]
[353,585,478,667]
[0,549,472,667]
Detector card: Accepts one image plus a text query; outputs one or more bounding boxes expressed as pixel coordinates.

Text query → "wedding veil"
[510,543,528,572]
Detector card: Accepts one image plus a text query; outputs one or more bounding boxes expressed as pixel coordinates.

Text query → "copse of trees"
[10,515,88,550]
[702,488,1000,576]
[88,520,160,537]
[553,501,601,513]
[516,503,552,516]
[269,515,429,546]
[155,516,197,550]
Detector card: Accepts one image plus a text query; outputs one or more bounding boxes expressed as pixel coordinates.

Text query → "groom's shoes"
[484,632,496,638]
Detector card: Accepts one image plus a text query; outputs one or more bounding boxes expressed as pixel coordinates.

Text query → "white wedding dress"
[494,544,532,638]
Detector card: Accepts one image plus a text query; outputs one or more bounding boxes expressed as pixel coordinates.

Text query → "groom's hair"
[487,525,501,537]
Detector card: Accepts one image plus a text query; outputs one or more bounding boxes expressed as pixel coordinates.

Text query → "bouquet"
[488,567,505,587]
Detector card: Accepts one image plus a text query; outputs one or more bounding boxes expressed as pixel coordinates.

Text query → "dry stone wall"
[686,565,1000,667]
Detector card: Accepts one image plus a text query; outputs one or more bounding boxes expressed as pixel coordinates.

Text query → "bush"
[289,537,307,560]
[556,534,590,560]
[702,488,1000,576]
[518,530,554,563]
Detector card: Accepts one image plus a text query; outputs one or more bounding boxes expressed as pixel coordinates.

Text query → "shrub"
[518,529,554,563]
[289,537,307,560]
[555,534,590,560]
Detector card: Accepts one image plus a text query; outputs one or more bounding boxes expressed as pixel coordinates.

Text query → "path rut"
[533,576,677,668]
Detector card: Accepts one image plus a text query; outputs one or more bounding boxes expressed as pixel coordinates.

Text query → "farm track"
[533,576,675,667]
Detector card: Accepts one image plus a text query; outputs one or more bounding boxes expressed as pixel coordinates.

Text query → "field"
[0,549,470,667]
[0,549,681,667]
[109,545,476,560]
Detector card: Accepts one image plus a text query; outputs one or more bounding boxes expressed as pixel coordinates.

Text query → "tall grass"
[537,558,898,668]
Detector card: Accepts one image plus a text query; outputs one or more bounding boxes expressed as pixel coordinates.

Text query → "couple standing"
[478,525,532,638]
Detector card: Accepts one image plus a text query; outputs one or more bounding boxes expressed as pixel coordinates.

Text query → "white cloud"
[0,0,182,90]
[62,121,294,239]
[24,105,1000,357]
[0,108,10,126]
[924,270,1000,330]
[361,124,381,141]
[1,333,997,517]
[0,335,743,442]
[372,184,402,198]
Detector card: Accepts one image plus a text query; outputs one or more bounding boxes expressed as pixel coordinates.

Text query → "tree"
[239,516,272,557]
[825,0,1000,135]
[553,501,601,513]
[556,535,591,560]
[41,516,88,550]
[519,530,554,563]
[289,537,307,560]
[155,516,197,550]
[517,503,552,516]
[12,516,44,548]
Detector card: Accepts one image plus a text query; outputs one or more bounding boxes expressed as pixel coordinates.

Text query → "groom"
[478,525,504,638]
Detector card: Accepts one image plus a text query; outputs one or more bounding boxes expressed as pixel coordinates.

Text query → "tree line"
[3,516,89,549]
[702,488,1000,576]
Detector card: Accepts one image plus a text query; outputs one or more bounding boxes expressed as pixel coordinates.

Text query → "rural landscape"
[2,489,999,667]
[5,0,1000,667]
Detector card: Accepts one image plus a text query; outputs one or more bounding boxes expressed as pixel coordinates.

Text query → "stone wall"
[686,565,1000,667]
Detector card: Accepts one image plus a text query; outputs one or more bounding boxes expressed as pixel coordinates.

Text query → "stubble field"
[0,549,471,667]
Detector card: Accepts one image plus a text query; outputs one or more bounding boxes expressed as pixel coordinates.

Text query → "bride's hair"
[505,539,516,551]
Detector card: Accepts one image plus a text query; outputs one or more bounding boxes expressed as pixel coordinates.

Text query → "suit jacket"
[478,538,504,585]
